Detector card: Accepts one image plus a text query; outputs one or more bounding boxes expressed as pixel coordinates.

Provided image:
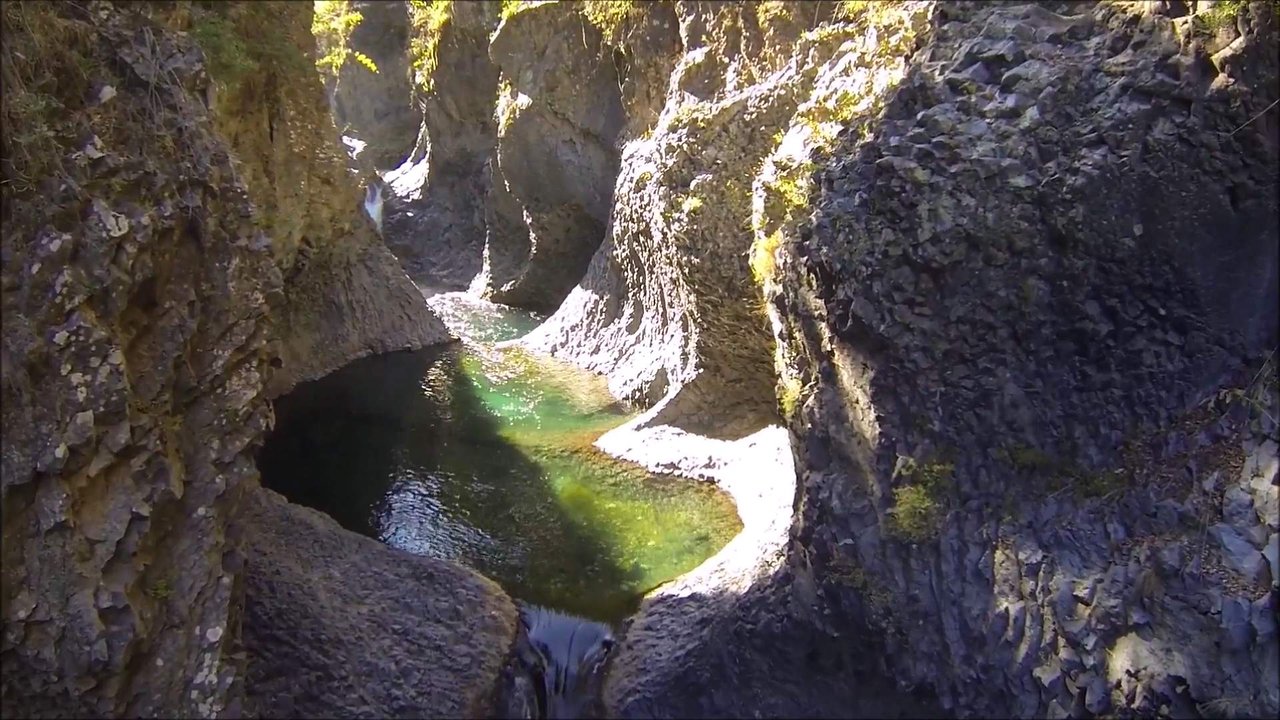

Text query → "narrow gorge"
[2,1,1277,719]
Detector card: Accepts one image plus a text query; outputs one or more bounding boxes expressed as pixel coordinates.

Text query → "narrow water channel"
[257,292,742,624]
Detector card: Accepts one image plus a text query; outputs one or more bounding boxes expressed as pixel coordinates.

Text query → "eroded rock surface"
[382,1,500,290]
[1,3,274,715]
[521,1,822,439]
[241,488,517,718]
[766,1,1279,716]
[195,1,449,396]
[475,2,626,312]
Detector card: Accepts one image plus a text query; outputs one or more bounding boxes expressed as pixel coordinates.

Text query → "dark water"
[258,294,741,623]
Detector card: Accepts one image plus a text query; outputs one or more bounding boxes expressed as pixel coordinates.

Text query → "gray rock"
[1223,485,1257,527]
[1082,671,1111,715]
[383,2,500,290]
[1221,596,1255,652]
[1210,523,1268,583]
[242,488,517,718]
[1264,533,1279,588]
[328,0,420,170]
[478,1,626,312]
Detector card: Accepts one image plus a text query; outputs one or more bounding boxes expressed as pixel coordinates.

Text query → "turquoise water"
[258,294,741,622]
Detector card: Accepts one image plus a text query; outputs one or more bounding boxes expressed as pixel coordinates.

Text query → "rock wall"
[383,1,500,290]
[383,2,670,307]
[187,0,449,397]
[521,1,830,439]
[328,0,420,171]
[764,1,1279,717]
[476,2,626,312]
[1,3,275,715]
[0,1,467,717]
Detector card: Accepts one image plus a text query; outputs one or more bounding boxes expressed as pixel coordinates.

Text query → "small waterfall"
[519,605,614,719]
[363,183,384,236]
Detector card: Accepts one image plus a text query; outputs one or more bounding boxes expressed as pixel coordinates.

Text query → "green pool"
[258,294,742,622]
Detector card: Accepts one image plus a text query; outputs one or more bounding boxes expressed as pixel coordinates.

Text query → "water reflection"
[258,295,741,623]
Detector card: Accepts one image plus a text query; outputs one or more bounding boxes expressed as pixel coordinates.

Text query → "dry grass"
[1,1,98,198]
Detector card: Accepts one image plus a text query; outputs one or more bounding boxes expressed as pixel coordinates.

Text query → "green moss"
[756,0,795,26]
[1000,444,1056,474]
[147,579,173,600]
[887,456,953,543]
[500,0,553,21]
[191,13,257,80]
[1196,0,1247,31]
[889,486,942,543]
[580,0,641,44]
[187,3,312,88]
[779,375,805,417]
[750,230,783,285]
[828,559,895,627]
[836,0,909,26]
[680,195,703,214]
[1070,467,1128,499]
[672,102,708,128]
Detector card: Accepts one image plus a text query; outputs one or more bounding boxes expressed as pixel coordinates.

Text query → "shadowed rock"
[242,487,517,718]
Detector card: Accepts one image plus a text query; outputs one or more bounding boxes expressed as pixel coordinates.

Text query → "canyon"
[2,1,1277,719]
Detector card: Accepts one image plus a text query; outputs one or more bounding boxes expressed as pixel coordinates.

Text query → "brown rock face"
[194,1,449,397]
[1,3,275,715]
[1,1,470,717]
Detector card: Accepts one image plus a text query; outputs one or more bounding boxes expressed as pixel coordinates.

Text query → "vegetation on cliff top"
[407,0,453,92]
[752,1,926,292]
[312,0,378,76]
[188,2,311,88]
[1,1,96,198]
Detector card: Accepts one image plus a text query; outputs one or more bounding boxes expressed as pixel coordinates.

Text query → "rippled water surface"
[258,293,741,622]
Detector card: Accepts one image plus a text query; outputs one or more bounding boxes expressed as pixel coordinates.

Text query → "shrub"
[580,0,641,45]
[407,0,452,92]
[887,456,953,543]
[312,0,377,76]
[191,12,257,81]
[0,1,97,195]
[889,485,940,543]
[500,0,554,21]
[187,3,313,88]
[1196,0,1247,31]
